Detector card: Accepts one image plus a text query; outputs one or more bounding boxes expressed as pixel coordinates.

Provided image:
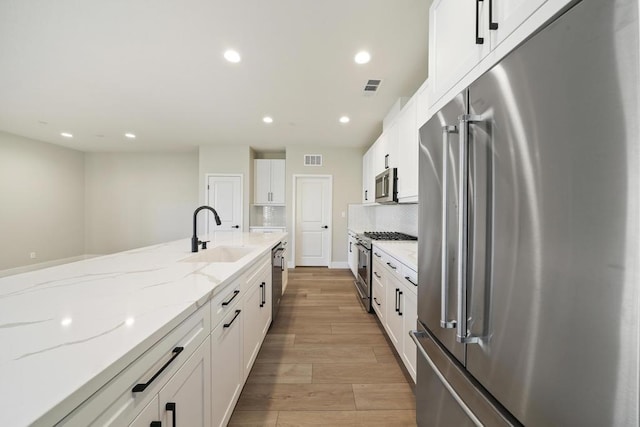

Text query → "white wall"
[85,151,198,254]
[198,145,251,231]
[0,132,85,270]
[285,146,362,266]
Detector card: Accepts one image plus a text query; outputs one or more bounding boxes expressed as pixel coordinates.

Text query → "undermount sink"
[180,246,255,263]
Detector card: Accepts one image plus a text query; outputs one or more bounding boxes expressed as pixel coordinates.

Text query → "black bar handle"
[385,154,389,169]
[374,252,381,258]
[365,190,368,201]
[405,276,418,287]
[387,262,397,270]
[374,271,381,279]
[489,0,498,29]
[150,422,162,427]
[374,297,381,306]
[398,291,403,316]
[221,290,240,306]
[165,402,176,427]
[132,347,184,393]
[259,283,265,307]
[262,282,266,305]
[349,241,352,253]
[395,288,399,312]
[224,310,241,328]
[475,0,484,44]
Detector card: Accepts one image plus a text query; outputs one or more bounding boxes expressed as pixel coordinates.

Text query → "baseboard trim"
[0,254,98,278]
[329,262,349,269]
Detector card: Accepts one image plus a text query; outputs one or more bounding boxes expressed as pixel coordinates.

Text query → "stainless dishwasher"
[271,243,285,322]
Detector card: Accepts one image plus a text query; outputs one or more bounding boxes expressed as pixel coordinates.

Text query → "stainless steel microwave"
[375,168,398,204]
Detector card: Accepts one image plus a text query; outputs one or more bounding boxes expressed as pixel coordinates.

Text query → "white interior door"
[295,176,331,266]
[206,175,243,233]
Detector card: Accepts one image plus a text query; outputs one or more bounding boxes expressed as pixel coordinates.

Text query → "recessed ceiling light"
[224,49,241,63]
[125,133,136,139]
[354,51,371,64]
[61,132,73,138]
[339,116,350,124]
[263,116,273,124]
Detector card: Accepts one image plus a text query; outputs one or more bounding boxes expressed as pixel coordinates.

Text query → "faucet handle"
[200,240,210,250]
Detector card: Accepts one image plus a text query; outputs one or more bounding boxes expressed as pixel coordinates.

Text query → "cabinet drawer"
[402,266,418,295]
[211,279,242,330]
[241,256,271,295]
[59,304,210,426]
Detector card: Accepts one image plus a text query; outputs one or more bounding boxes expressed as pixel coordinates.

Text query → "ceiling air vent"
[304,154,323,166]
[363,79,382,96]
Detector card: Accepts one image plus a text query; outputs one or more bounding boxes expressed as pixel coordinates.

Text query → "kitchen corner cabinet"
[372,246,418,382]
[254,159,285,205]
[428,0,548,106]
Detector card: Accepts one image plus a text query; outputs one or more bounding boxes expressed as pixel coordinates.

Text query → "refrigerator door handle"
[410,330,483,425]
[456,114,482,344]
[441,125,458,329]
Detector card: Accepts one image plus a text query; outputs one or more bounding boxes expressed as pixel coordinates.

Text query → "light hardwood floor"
[229,267,417,426]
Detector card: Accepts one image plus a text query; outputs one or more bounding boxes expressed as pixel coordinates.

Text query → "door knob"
[232,225,240,229]
[322,225,329,229]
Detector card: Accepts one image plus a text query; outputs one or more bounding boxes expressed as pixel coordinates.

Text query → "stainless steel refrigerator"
[412,0,639,425]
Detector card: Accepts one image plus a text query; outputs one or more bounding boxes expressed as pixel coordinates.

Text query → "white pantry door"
[295,176,331,266]
[206,175,243,232]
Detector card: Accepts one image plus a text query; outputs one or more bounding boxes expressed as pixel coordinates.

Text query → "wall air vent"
[363,79,382,96]
[304,154,323,166]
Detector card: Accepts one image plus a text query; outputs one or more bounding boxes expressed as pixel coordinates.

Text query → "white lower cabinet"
[373,245,418,383]
[243,262,272,380]
[211,307,243,427]
[128,396,159,427]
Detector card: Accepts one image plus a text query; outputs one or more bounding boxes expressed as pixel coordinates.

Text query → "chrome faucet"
[191,205,222,252]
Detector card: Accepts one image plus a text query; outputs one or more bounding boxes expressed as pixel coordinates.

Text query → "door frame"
[291,174,333,268]
[205,173,244,234]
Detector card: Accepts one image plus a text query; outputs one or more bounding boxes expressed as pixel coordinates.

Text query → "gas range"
[356,231,417,250]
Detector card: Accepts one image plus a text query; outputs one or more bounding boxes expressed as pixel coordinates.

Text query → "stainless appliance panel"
[464,0,639,425]
[355,240,372,311]
[412,325,517,427]
[418,92,467,363]
[271,244,284,322]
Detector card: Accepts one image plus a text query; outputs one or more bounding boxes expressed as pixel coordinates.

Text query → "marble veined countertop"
[373,241,418,271]
[0,232,286,426]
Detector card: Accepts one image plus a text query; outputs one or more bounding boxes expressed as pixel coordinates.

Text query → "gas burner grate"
[363,231,418,241]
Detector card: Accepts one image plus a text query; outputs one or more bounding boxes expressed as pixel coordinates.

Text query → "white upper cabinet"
[362,145,375,205]
[428,0,549,107]
[428,0,491,106]
[397,97,418,202]
[254,159,285,205]
[489,0,548,49]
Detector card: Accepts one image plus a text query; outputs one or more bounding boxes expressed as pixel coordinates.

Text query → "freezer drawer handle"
[132,347,184,393]
[440,125,458,329]
[221,290,240,306]
[456,114,482,344]
[409,331,483,425]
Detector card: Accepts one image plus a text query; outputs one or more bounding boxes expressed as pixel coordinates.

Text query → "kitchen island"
[0,232,286,426]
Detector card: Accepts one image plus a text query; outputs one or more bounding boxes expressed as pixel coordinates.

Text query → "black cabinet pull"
[349,241,352,253]
[387,262,397,270]
[489,0,498,30]
[365,190,368,200]
[224,310,241,328]
[165,402,176,427]
[475,0,484,44]
[150,422,162,427]
[132,347,184,393]
[374,252,382,258]
[221,290,240,306]
[374,297,381,306]
[259,282,266,307]
[374,271,381,279]
[262,282,267,305]
[385,154,389,169]
[398,291,403,316]
[405,276,418,287]
[395,288,400,312]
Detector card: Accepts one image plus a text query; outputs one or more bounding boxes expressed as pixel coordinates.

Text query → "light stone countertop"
[0,232,286,426]
[372,241,418,271]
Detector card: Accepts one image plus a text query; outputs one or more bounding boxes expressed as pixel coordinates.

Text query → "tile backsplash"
[348,203,418,237]
[250,205,286,227]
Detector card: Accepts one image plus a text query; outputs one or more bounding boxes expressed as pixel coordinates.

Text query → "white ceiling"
[0,0,430,152]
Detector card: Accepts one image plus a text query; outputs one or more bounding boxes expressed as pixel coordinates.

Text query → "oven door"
[354,243,371,311]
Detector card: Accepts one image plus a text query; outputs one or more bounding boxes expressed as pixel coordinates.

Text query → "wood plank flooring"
[229,267,417,426]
